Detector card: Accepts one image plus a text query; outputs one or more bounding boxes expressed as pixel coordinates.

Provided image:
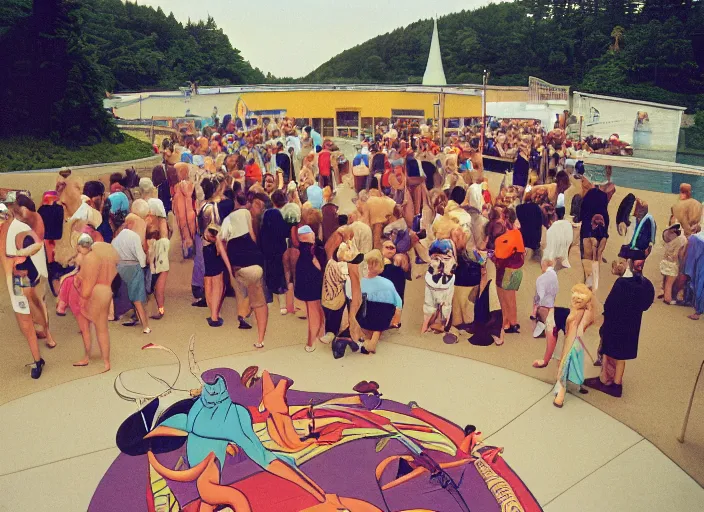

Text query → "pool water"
[583,151,704,202]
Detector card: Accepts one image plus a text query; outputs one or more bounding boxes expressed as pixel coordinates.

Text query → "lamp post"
[480,70,489,154]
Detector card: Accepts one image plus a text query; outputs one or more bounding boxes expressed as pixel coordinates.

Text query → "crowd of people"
[3,114,703,413]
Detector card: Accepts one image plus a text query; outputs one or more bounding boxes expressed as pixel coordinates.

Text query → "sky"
[135,0,496,78]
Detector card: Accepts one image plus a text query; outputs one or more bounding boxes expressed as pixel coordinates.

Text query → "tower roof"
[422,18,447,86]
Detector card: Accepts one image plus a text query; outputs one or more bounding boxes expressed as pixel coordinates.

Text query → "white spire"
[422,18,447,86]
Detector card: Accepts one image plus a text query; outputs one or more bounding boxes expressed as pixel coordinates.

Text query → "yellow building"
[111,84,483,139]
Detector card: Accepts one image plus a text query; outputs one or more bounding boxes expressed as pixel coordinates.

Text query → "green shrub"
[0,134,153,172]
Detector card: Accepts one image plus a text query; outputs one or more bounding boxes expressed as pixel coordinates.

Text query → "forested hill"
[302,0,704,111]
[0,0,266,92]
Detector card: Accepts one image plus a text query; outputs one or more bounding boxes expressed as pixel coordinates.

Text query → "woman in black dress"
[259,190,289,314]
[295,225,326,352]
[197,177,226,327]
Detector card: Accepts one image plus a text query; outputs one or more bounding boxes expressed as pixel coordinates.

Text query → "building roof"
[573,91,687,111]
[422,19,447,86]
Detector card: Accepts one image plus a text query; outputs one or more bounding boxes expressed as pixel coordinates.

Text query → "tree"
[365,55,385,82]
[0,0,119,144]
[610,25,625,52]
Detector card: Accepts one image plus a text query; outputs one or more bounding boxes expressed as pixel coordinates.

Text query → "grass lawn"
[0,134,154,172]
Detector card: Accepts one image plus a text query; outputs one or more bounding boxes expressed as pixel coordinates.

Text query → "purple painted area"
[90,368,534,511]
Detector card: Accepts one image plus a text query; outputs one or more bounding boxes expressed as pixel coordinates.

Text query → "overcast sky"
[135,0,494,78]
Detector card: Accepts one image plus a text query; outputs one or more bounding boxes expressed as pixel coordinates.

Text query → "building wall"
[485,89,529,103]
[114,92,241,120]
[572,93,683,152]
[486,101,568,128]
[114,90,482,121]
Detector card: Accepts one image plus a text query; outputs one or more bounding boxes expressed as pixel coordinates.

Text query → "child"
[659,223,687,304]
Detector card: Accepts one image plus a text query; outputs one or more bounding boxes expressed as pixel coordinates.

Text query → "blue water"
[583,151,704,202]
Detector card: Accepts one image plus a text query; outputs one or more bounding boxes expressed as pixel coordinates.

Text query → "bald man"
[670,183,702,236]
[73,239,119,371]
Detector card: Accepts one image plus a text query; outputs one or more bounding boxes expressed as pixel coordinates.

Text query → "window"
[322,118,334,138]
[312,118,322,133]
[336,111,359,127]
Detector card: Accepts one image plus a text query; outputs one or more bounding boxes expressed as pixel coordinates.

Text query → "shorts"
[118,263,147,304]
[234,265,265,309]
[203,243,225,277]
[423,284,454,319]
[498,268,523,291]
[659,260,679,277]
[540,307,556,330]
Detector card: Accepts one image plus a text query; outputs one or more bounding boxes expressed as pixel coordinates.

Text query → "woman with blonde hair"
[553,283,597,407]
[346,249,402,354]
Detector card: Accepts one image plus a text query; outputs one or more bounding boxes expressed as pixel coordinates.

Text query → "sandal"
[305,344,316,353]
[504,325,520,334]
[532,359,549,368]
[253,343,264,349]
[143,328,152,334]
[280,308,288,315]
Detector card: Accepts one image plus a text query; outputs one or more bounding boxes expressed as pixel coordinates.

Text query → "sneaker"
[532,321,546,338]
[305,344,316,353]
[320,333,335,344]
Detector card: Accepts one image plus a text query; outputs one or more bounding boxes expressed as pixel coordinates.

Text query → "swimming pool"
[583,151,704,202]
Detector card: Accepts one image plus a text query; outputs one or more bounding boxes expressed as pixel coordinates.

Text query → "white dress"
[544,219,573,269]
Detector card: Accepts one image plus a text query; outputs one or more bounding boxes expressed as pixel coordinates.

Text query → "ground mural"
[90,337,542,512]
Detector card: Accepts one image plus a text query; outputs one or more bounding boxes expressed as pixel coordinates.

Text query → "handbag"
[352,162,370,177]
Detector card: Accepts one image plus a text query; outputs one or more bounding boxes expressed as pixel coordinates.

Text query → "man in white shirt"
[532,259,559,368]
[112,221,150,334]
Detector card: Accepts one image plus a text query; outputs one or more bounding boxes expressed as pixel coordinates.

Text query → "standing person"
[553,284,597,407]
[259,190,289,315]
[295,225,326,352]
[532,259,559,368]
[670,183,702,236]
[658,223,687,304]
[619,198,656,263]
[544,207,573,269]
[579,185,609,290]
[220,192,269,344]
[489,217,525,334]
[585,259,654,397]
[72,234,119,372]
[139,178,170,320]
[111,212,150,334]
[197,177,225,327]
[321,243,351,344]
[317,142,332,190]
[0,201,54,379]
[516,191,544,259]
[7,194,55,345]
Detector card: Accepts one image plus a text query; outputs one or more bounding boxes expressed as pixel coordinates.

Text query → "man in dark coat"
[585,259,654,397]
[516,192,544,257]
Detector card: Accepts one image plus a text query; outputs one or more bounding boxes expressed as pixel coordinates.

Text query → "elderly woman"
[138,178,170,320]
[111,211,150,334]
[346,249,402,354]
